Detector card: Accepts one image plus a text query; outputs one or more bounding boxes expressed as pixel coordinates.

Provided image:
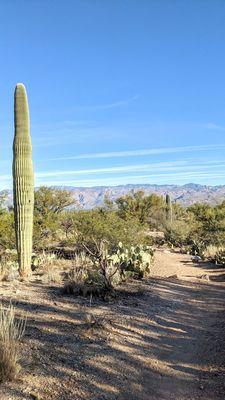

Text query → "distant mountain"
[2,183,224,209]
[67,184,225,208]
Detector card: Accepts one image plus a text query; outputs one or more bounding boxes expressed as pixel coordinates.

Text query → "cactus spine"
[13,83,34,277]
[166,194,172,223]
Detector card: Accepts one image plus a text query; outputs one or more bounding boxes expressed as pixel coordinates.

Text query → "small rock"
[167,274,179,280]
[192,255,202,263]
[200,274,210,281]
[30,393,42,400]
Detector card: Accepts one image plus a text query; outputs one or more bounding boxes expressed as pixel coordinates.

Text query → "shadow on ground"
[1,275,225,400]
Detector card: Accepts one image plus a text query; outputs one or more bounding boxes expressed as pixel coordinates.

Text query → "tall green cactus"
[13,83,34,277]
[166,194,172,223]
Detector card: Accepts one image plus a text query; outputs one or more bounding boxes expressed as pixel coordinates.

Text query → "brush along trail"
[0,249,224,399]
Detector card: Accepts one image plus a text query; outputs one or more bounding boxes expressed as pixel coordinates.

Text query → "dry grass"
[0,303,26,383]
[63,266,112,298]
[203,245,225,262]
[42,269,62,284]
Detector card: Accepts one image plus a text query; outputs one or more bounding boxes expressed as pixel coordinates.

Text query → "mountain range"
[2,183,225,209]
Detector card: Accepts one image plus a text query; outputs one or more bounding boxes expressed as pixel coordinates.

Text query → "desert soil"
[0,249,225,400]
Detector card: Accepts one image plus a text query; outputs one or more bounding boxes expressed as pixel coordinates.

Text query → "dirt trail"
[0,250,225,399]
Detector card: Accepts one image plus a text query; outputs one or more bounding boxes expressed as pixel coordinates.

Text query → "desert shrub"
[42,269,62,284]
[187,202,225,248]
[164,220,192,248]
[72,252,92,269]
[32,252,69,283]
[202,245,222,262]
[77,239,154,286]
[0,212,15,251]
[64,241,154,298]
[214,249,225,265]
[190,239,207,257]
[64,266,111,298]
[32,251,58,271]
[70,208,147,253]
[0,303,26,383]
[33,186,76,250]
[0,262,19,282]
[116,191,166,227]
[162,201,225,251]
[0,250,19,281]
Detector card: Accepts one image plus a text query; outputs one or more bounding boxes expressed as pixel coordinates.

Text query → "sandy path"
[0,250,225,399]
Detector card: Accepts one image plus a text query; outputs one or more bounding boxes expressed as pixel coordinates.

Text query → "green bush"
[164,220,192,248]
[0,212,15,251]
[33,187,76,250]
[69,208,147,253]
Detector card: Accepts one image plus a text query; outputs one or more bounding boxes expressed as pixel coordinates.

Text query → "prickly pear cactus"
[13,83,34,277]
[109,242,154,280]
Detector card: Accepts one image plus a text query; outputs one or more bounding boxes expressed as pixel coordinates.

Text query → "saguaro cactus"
[166,194,172,223]
[13,83,34,277]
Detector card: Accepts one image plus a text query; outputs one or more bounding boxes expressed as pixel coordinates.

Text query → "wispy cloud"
[34,161,188,178]
[32,122,126,148]
[1,164,225,189]
[73,94,140,111]
[34,171,225,188]
[51,143,225,161]
[201,123,225,131]
[34,159,225,179]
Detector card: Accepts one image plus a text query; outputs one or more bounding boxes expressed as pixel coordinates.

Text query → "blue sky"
[0,0,225,188]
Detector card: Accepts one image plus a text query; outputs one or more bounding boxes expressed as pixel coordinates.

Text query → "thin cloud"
[73,94,140,111]
[34,171,225,188]
[34,159,225,179]
[35,161,188,178]
[2,168,225,189]
[201,123,225,131]
[51,143,225,161]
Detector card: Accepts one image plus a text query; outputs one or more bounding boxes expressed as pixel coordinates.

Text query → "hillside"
[69,183,225,208]
[1,183,225,209]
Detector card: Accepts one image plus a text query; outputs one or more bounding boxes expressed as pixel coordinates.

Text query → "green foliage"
[63,241,154,297]
[164,219,193,248]
[70,207,146,252]
[0,212,15,251]
[0,192,9,213]
[109,242,154,281]
[13,83,34,277]
[34,186,76,216]
[162,200,225,253]
[187,202,225,247]
[33,187,76,250]
[116,191,167,228]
